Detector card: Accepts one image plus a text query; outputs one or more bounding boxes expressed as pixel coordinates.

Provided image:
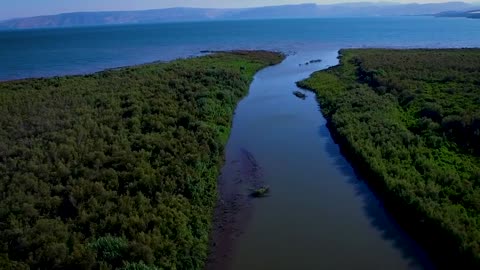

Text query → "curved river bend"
[218,49,435,270]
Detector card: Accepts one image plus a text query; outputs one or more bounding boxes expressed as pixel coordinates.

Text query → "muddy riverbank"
[206,148,266,270]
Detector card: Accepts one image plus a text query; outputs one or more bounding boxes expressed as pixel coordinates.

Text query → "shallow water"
[223,50,435,270]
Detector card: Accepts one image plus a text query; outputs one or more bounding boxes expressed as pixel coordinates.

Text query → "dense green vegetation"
[298,49,480,267]
[0,51,283,269]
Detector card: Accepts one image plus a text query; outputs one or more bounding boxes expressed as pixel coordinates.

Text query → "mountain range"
[0,2,478,29]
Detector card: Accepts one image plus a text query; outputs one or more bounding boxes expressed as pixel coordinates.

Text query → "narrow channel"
[216,49,435,270]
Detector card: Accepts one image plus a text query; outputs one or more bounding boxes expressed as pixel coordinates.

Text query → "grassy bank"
[0,51,284,269]
[298,49,480,268]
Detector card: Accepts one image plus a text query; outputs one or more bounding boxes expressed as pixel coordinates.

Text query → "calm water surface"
[225,50,434,270]
[1,17,480,80]
[1,16,480,269]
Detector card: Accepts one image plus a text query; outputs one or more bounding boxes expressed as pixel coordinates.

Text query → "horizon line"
[1,1,479,22]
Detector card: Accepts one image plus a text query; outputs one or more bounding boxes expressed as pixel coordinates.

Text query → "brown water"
[220,48,435,270]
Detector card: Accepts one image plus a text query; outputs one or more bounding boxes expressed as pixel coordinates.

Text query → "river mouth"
[207,48,435,270]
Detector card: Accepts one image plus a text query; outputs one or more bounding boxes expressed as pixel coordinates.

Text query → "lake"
[1,17,480,80]
[2,16,480,270]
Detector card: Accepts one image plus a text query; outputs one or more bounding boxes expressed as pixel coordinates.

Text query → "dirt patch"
[205,147,265,270]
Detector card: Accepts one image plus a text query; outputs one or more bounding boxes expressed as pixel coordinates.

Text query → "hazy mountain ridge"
[0,8,233,29]
[0,2,478,29]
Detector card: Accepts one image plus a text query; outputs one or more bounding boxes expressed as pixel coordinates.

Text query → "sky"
[0,0,477,20]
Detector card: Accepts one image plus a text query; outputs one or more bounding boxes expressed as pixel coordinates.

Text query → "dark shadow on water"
[318,125,436,270]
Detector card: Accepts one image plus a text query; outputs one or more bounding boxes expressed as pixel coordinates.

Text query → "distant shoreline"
[1,2,478,30]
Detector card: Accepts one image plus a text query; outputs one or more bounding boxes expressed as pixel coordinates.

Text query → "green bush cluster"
[298,49,480,267]
[0,51,283,269]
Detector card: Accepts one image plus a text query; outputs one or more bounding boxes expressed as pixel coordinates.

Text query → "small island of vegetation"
[0,51,284,269]
[298,48,480,268]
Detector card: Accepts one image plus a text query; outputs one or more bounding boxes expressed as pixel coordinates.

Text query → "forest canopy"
[0,51,284,269]
[298,49,480,268]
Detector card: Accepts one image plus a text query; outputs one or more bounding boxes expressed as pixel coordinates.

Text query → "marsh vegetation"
[298,48,480,267]
[0,51,283,269]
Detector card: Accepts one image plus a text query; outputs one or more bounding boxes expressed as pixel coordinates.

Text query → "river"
[214,48,435,270]
[3,17,478,269]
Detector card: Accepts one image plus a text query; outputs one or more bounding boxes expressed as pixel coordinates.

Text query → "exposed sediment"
[206,148,265,270]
